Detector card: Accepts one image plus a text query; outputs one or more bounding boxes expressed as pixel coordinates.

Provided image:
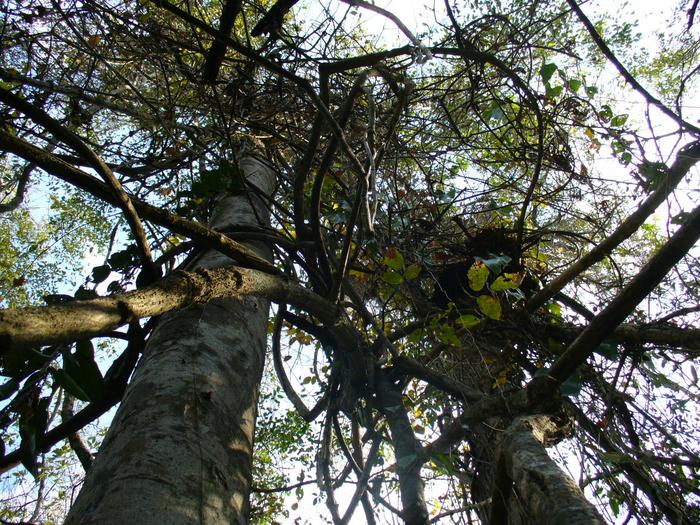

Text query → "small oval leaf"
[467,260,489,291]
[477,295,502,320]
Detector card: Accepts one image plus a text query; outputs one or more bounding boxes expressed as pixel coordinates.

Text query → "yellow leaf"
[467,260,489,291]
[491,273,521,291]
[493,371,508,387]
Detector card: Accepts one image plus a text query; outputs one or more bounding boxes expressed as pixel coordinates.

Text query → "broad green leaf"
[547,302,562,317]
[567,79,582,92]
[640,162,667,190]
[51,368,91,402]
[455,314,481,329]
[593,340,620,360]
[540,63,557,84]
[560,368,583,397]
[404,263,421,280]
[546,85,563,98]
[63,343,106,402]
[381,271,404,285]
[611,114,628,126]
[19,397,49,478]
[585,85,598,97]
[437,324,461,347]
[598,104,613,122]
[407,328,425,343]
[467,260,489,291]
[0,378,19,400]
[91,264,111,283]
[477,295,502,320]
[383,247,404,271]
[74,286,99,300]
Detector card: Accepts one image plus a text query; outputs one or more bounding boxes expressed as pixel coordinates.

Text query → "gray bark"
[64,157,275,525]
[491,416,606,525]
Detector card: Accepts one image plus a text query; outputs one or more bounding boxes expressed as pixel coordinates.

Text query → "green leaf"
[598,104,613,122]
[546,85,563,98]
[455,314,481,329]
[62,343,106,402]
[585,85,598,97]
[477,295,502,320]
[467,260,489,291]
[567,79,582,92]
[51,368,91,401]
[381,271,404,285]
[540,63,557,84]
[0,378,19,400]
[193,162,243,197]
[611,114,628,127]
[108,247,139,270]
[407,328,425,343]
[74,286,99,301]
[547,302,562,317]
[639,162,667,190]
[560,369,583,397]
[593,340,619,360]
[19,397,49,478]
[404,263,421,280]
[437,324,461,346]
[91,264,111,283]
[383,248,404,271]
[671,211,691,225]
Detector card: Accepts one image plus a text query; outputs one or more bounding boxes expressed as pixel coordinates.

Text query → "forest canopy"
[1,0,700,524]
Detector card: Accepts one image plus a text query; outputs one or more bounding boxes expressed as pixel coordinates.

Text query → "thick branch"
[0,265,338,352]
[201,0,243,82]
[540,321,700,355]
[375,371,429,525]
[543,200,700,384]
[528,140,700,311]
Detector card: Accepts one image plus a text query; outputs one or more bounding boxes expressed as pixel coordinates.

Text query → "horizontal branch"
[0,265,338,352]
[540,321,700,355]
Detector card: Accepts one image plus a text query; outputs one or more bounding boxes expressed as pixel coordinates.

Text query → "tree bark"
[64,156,275,525]
[490,415,606,525]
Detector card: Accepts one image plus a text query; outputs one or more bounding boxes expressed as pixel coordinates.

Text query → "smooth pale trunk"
[64,157,275,525]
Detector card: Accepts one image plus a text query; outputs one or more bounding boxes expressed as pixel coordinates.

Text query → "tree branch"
[0,265,338,352]
[0,129,277,273]
[566,0,700,135]
[527,140,700,312]
[540,200,700,385]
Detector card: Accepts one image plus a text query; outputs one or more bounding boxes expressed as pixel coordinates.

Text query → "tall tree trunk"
[65,156,275,525]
